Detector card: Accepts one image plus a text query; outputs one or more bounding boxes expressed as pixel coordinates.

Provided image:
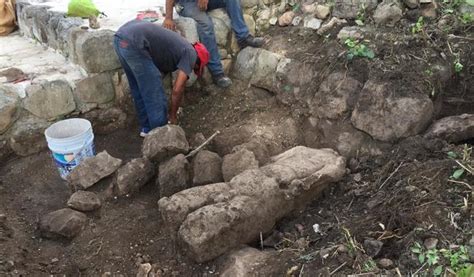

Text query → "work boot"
[239,35,265,49]
[212,74,232,88]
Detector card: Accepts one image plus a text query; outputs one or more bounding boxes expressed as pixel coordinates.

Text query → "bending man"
[163,0,264,88]
[114,19,209,137]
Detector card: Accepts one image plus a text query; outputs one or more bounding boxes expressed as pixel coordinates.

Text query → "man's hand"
[198,0,208,11]
[163,18,176,31]
[169,70,188,125]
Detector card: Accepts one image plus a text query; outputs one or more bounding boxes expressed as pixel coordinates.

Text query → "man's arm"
[169,70,188,124]
[163,0,176,30]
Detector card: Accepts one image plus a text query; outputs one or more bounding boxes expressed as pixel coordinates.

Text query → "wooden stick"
[378,162,404,190]
[185,131,220,159]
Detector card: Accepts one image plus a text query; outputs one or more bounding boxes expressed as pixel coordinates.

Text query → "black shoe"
[212,74,232,88]
[238,35,265,49]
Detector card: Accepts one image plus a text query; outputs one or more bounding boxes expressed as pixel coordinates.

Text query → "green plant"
[454,60,464,73]
[344,38,375,60]
[355,4,366,26]
[440,246,470,272]
[448,144,473,179]
[459,12,473,24]
[363,259,377,272]
[411,242,473,276]
[412,16,425,34]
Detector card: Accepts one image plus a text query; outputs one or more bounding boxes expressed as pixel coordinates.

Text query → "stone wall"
[0,0,266,161]
[0,2,129,160]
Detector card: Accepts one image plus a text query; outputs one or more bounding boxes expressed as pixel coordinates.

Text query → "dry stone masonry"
[159,146,346,262]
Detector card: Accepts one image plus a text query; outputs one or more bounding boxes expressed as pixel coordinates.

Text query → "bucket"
[44,118,96,180]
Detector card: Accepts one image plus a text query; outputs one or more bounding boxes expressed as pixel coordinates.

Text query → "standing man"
[114,19,209,137]
[163,0,264,88]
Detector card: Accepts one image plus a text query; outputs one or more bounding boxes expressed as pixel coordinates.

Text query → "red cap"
[192,42,209,77]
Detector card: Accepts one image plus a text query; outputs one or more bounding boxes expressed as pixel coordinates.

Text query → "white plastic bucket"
[44,118,96,180]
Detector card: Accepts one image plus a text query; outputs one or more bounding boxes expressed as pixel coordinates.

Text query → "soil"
[1,6,473,277]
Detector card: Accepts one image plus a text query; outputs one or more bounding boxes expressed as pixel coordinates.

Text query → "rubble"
[39,208,87,238]
[158,154,191,198]
[116,158,155,196]
[159,146,346,262]
[192,150,223,185]
[424,114,474,143]
[67,191,101,212]
[67,151,123,190]
[222,148,259,182]
[142,125,189,163]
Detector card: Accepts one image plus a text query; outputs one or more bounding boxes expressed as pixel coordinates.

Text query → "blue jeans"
[177,0,249,76]
[113,36,168,132]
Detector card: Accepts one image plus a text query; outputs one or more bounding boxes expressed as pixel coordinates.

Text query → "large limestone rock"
[159,146,346,262]
[303,117,385,158]
[158,154,191,197]
[211,17,230,47]
[9,117,50,156]
[373,0,403,26]
[23,80,76,120]
[67,151,123,190]
[175,17,199,44]
[74,73,115,104]
[39,208,87,238]
[310,72,363,119]
[351,80,433,142]
[0,139,12,162]
[142,125,189,163]
[222,148,259,182]
[73,30,121,73]
[192,150,223,185]
[0,86,19,134]
[116,158,155,196]
[424,114,474,143]
[67,191,102,212]
[333,0,379,19]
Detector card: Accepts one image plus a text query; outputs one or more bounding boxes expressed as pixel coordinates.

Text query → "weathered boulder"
[0,87,19,134]
[158,182,231,235]
[67,151,123,190]
[74,73,115,104]
[243,14,256,36]
[192,150,223,185]
[351,80,434,142]
[404,0,419,9]
[67,191,102,212]
[0,139,12,162]
[310,72,363,119]
[278,11,295,26]
[424,114,474,143]
[303,117,384,158]
[222,148,259,182]
[73,30,121,73]
[303,16,322,30]
[234,47,262,80]
[219,247,283,276]
[82,107,127,135]
[373,0,403,26]
[211,16,230,47]
[9,117,50,156]
[333,0,379,19]
[158,154,191,197]
[23,80,76,120]
[241,0,258,8]
[232,139,270,165]
[162,146,345,262]
[142,125,189,163]
[116,158,155,196]
[39,208,87,238]
[337,26,366,42]
[315,5,331,19]
[175,17,199,44]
